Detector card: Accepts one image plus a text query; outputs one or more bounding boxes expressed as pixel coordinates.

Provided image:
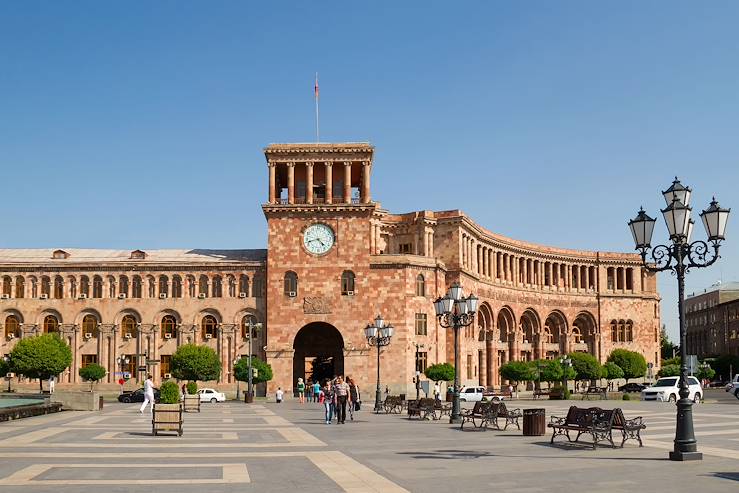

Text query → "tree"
[78,363,106,391]
[607,349,647,383]
[500,361,536,390]
[568,352,602,382]
[424,363,455,383]
[234,357,273,384]
[159,381,180,404]
[171,344,221,383]
[696,364,716,382]
[657,364,680,378]
[9,334,72,391]
[0,357,8,377]
[602,362,624,384]
[712,354,739,381]
[660,325,677,361]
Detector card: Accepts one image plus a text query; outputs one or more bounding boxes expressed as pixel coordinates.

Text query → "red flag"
[314,73,319,100]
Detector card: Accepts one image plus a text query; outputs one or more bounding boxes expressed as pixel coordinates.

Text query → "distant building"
[685,282,739,357]
[1,142,662,394]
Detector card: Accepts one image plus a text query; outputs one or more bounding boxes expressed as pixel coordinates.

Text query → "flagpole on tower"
[314,72,320,143]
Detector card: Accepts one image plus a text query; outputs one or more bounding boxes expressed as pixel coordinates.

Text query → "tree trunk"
[39,378,43,392]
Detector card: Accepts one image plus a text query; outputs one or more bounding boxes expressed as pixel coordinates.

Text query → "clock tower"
[262,143,378,394]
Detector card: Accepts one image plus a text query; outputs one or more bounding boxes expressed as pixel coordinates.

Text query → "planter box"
[183,394,200,413]
[51,391,103,411]
[152,403,182,436]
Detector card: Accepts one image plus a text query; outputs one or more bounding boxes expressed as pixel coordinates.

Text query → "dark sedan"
[117,388,160,403]
[619,383,646,393]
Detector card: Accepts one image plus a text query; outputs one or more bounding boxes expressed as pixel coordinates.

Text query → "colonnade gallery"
[0,143,660,394]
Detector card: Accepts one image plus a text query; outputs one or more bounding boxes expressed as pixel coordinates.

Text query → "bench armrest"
[549,415,566,425]
[625,416,645,428]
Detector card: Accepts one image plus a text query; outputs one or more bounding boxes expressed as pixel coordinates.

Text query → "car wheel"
[693,393,701,403]
[210,398,217,404]
[122,397,131,403]
[668,394,677,403]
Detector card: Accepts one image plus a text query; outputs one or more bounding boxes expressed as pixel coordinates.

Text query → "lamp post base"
[669,451,703,461]
[449,416,462,424]
[373,389,383,413]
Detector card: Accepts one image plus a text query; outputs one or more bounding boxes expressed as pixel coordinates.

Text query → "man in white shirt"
[276,387,284,403]
[48,375,55,393]
[139,374,155,413]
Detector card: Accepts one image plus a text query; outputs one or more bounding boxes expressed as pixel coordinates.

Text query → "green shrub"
[171,344,221,383]
[234,357,274,384]
[657,364,680,378]
[607,349,647,382]
[622,393,631,401]
[568,352,602,382]
[562,389,571,400]
[159,381,180,404]
[78,363,107,391]
[186,381,198,394]
[424,363,455,383]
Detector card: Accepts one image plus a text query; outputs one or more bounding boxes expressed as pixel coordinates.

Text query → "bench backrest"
[470,401,484,414]
[419,397,435,408]
[612,408,628,427]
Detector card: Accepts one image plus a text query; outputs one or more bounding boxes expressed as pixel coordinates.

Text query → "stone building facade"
[1,142,661,395]
[685,282,739,357]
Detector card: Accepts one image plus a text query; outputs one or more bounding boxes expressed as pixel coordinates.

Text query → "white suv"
[641,376,702,403]
[725,374,739,398]
[459,386,486,402]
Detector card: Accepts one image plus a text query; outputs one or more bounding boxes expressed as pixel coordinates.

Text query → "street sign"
[146,360,160,365]
[687,355,698,375]
[118,378,125,386]
[138,366,147,372]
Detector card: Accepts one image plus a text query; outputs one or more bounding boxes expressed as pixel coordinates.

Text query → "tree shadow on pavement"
[396,448,666,461]
[708,472,739,482]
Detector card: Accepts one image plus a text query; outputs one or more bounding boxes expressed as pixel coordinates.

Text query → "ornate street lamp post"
[234,356,241,400]
[244,321,262,403]
[3,355,12,393]
[414,342,424,400]
[628,177,730,461]
[364,315,394,413]
[433,283,479,424]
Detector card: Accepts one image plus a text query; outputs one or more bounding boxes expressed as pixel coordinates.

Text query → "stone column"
[325,162,333,204]
[566,264,571,291]
[361,161,371,203]
[584,266,590,292]
[619,267,626,292]
[343,161,352,203]
[268,162,276,204]
[287,163,295,204]
[305,161,314,204]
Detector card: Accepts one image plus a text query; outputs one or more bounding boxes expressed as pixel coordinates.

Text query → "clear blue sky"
[2,2,738,342]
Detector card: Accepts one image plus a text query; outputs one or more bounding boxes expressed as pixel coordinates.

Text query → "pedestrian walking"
[297,377,305,404]
[306,381,313,402]
[276,387,284,403]
[333,376,350,424]
[139,374,155,414]
[312,381,321,403]
[433,381,440,401]
[48,375,55,393]
[323,381,335,424]
[347,376,360,420]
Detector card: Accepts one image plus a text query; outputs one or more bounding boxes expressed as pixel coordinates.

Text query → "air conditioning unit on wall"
[198,293,206,299]
[124,333,132,340]
[118,293,127,299]
[7,333,15,339]
[164,333,172,339]
[239,292,247,298]
[288,291,296,297]
[0,294,9,300]
[39,294,48,300]
[205,333,213,339]
[163,373,172,379]
[84,333,93,339]
[159,293,167,299]
[78,293,87,299]
[346,290,354,296]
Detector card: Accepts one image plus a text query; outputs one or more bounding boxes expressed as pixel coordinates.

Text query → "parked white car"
[725,374,739,398]
[198,388,226,403]
[459,386,486,402]
[641,376,702,403]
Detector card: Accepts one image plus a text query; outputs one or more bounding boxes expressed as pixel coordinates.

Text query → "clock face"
[303,223,335,255]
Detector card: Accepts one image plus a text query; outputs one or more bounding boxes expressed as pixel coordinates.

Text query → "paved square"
[0,395,737,492]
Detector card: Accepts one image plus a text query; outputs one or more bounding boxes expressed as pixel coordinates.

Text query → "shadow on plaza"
[398,443,667,461]
[708,472,739,482]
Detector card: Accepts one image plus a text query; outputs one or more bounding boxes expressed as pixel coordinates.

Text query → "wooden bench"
[548,406,616,449]
[533,389,550,399]
[460,401,490,429]
[489,401,522,430]
[407,398,436,420]
[432,398,452,420]
[612,408,646,447]
[382,396,403,414]
[583,387,607,400]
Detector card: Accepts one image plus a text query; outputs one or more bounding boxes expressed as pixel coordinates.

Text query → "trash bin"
[523,408,546,436]
[99,395,104,410]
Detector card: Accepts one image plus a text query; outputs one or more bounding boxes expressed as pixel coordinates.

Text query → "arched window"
[159,275,169,297]
[4,315,20,339]
[107,276,116,298]
[172,275,182,298]
[2,276,11,296]
[147,276,156,298]
[284,271,298,297]
[29,276,38,298]
[121,315,138,339]
[625,320,634,342]
[241,314,258,339]
[119,276,129,298]
[82,315,98,338]
[212,276,223,298]
[44,315,59,333]
[341,271,355,295]
[227,275,236,297]
[416,274,425,297]
[80,276,90,297]
[161,315,177,339]
[53,276,64,299]
[186,275,196,297]
[544,326,554,344]
[610,320,618,342]
[239,275,249,297]
[199,275,209,297]
[41,276,51,297]
[572,327,582,344]
[14,276,25,298]
[92,276,102,298]
[201,315,218,340]
[132,276,142,298]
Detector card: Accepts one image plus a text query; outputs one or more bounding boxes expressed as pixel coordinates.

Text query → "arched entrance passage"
[293,322,344,388]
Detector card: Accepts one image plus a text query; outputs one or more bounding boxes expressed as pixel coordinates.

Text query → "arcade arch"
[292,322,344,389]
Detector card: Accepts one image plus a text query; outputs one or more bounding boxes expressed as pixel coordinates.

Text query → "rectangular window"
[415,351,427,373]
[607,268,615,290]
[81,354,98,368]
[399,243,413,254]
[466,354,473,380]
[160,355,172,378]
[415,313,427,336]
